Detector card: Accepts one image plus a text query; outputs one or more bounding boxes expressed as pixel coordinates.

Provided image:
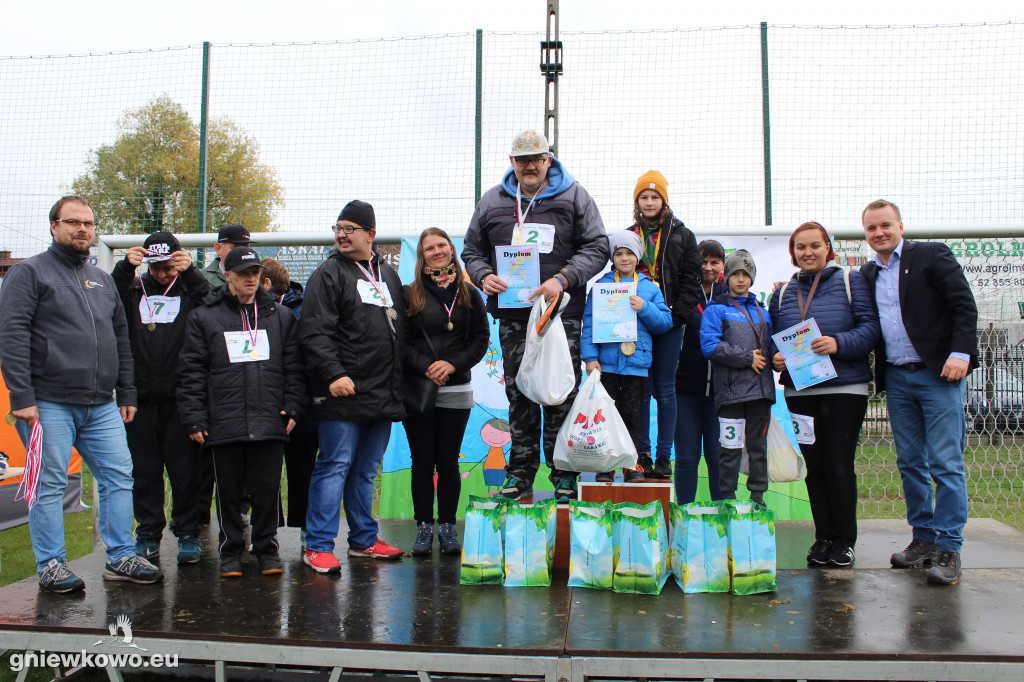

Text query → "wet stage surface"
[2,519,1024,661]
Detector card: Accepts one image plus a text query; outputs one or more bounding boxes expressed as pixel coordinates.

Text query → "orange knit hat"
[634,170,668,204]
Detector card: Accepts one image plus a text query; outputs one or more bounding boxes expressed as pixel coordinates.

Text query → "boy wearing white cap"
[581,231,673,481]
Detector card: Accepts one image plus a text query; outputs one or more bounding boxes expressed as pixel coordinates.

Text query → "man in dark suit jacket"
[860,199,978,586]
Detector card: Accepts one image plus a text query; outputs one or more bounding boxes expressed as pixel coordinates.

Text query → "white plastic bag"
[739,414,806,483]
[516,294,575,406]
[553,369,639,472]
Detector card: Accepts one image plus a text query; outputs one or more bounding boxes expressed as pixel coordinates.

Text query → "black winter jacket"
[177,286,305,446]
[299,250,406,422]
[403,278,490,386]
[628,212,703,328]
[112,259,211,402]
[676,281,727,397]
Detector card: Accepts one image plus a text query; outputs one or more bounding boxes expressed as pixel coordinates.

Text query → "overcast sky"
[4,0,1023,57]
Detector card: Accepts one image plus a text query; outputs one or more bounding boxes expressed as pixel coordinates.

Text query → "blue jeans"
[306,420,391,552]
[885,366,969,553]
[638,325,685,459]
[15,400,135,572]
[673,393,723,504]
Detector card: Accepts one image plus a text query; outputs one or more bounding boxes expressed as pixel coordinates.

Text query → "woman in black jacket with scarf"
[403,228,489,557]
[627,171,703,480]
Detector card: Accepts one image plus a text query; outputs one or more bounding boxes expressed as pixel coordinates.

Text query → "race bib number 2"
[719,417,746,449]
[512,223,556,254]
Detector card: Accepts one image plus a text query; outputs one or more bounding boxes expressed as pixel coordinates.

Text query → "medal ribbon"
[140,272,179,323]
[515,181,547,232]
[240,303,259,350]
[443,292,459,329]
[795,270,823,321]
[727,294,766,348]
[638,225,663,280]
[15,420,44,509]
[355,260,390,306]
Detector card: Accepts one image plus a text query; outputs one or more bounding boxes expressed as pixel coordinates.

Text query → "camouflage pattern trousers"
[498,315,583,486]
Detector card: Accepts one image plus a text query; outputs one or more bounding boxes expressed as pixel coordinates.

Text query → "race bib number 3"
[512,223,556,254]
[139,296,181,324]
[224,330,270,363]
[718,417,746,449]
[791,413,816,445]
[356,279,394,307]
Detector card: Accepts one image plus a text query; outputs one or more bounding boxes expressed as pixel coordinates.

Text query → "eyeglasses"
[512,155,549,167]
[55,219,97,229]
[332,224,372,234]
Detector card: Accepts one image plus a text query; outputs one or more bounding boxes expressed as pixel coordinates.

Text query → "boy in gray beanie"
[698,248,774,506]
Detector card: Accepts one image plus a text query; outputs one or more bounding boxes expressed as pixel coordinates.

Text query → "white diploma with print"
[591,282,638,343]
[770,318,837,390]
[495,245,540,308]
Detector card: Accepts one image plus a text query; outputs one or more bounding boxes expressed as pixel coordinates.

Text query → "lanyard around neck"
[796,270,823,321]
[515,181,546,229]
[355,260,391,306]
[239,303,258,348]
[727,294,765,347]
[639,225,663,278]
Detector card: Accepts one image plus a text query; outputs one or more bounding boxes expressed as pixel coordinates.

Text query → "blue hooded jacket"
[581,269,673,377]
[500,156,576,199]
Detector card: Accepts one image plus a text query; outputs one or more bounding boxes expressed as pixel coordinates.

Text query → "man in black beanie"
[299,200,407,574]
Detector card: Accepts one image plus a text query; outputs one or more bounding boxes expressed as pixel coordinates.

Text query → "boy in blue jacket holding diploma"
[699,249,775,506]
[582,231,673,482]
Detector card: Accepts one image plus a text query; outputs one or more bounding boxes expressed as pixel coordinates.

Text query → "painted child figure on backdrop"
[699,249,775,506]
[581,231,673,481]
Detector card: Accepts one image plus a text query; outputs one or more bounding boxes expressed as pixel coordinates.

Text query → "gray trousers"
[717,399,772,499]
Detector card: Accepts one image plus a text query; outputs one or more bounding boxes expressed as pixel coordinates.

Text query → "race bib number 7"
[719,417,746,449]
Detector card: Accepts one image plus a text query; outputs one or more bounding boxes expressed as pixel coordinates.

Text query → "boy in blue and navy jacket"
[582,231,673,481]
[699,249,774,506]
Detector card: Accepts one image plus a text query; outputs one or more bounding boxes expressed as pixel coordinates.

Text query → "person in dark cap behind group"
[203,224,252,287]
[112,231,211,565]
[299,200,407,574]
[178,247,305,578]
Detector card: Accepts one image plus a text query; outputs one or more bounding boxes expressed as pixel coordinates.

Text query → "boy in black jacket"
[112,231,210,565]
[178,247,305,578]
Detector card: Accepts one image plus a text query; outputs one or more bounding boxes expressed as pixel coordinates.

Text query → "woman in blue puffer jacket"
[768,221,880,569]
[582,230,673,482]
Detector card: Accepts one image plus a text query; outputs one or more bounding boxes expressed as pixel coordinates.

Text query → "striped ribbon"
[15,420,43,509]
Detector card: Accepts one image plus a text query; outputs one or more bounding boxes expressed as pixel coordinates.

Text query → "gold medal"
[147,322,157,331]
[388,308,398,321]
[249,350,260,360]
[620,341,636,356]
[4,411,16,425]
[447,321,454,331]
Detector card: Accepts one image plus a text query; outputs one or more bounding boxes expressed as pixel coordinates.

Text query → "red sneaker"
[347,540,403,560]
[303,549,341,574]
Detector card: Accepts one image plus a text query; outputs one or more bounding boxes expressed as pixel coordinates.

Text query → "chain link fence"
[3,23,1023,527]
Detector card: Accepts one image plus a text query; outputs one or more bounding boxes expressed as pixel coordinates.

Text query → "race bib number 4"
[356,279,394,307]
[790,413,816,445]
[512,223,556,254]
[224,330,270,363]
[139,296,181,324]
[719,417,746,449]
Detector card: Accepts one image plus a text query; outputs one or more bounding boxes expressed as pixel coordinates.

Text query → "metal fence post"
[475,29,483,206]
[760,21,773,227]
[197,41,212,268]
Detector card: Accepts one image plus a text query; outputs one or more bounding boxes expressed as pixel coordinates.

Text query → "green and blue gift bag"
[611,500,670,595]
[460,496,507,585]
[669,502,731,594]
[503,497,558,587]
[567,500,614,590]
[724,500,778,595]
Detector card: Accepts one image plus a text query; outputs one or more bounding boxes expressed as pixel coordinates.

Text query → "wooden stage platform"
[2,518,1024,681]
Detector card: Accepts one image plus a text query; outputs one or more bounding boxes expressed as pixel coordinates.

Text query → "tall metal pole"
[541,1,562,157]
[197,41,212,267]
[475,29,483,206]
[760,22,773,227]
